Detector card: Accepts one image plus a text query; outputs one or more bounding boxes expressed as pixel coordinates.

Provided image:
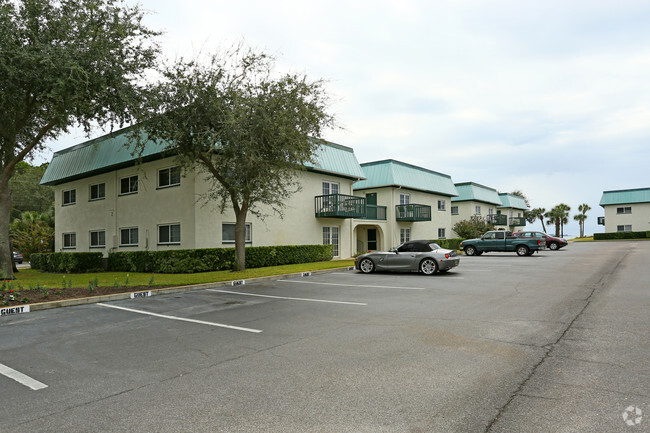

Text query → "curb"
[18,266,357,312]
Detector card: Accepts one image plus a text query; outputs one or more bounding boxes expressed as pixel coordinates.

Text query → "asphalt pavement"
[1,241,648,432]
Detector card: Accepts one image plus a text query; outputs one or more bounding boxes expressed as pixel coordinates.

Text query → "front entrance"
[368,228,377,250]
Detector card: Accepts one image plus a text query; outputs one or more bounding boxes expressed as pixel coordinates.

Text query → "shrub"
[435,238,464,250]
[108,244,334,273]
[594,231,648,240]
[28,252,104,273]
[452,216,495,239]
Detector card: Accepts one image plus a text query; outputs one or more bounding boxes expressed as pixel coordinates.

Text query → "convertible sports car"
[355,240,460,275]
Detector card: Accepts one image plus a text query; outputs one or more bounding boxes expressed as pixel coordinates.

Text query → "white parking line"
[0,362,48,390]
[280,280,463,289]
[97,303,262,333]
[208,289,367,305]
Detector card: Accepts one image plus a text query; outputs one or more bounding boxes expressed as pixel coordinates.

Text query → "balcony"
[509,217,526,226]
[362,204,387,221]
[486,214,508,225]
[315,194,366,218]
[395,204,431,222]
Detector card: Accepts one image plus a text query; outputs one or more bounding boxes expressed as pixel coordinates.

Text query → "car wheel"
[516,245,530,256]
[420,258,438,275]
[464,246,477,256]
[358,258,375,273]
[548,242,559,251]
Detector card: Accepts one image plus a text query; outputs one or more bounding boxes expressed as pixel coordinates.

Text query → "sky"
[38,0,650,238]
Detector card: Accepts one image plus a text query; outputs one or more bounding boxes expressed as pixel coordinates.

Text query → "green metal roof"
[451,182,502,204]
[353,159,458,196]
[599,187,650,206]
[498,193,528,210]
[41,126,364,185]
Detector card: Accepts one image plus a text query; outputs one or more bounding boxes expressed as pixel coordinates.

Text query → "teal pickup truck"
[460,231,545,256]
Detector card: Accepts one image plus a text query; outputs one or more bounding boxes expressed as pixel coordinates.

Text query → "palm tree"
[527,207,546,233]
[545,204,571,237]
[573,203,591,238]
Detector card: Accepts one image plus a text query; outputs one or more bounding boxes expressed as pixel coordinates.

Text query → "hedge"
[29,252,104,273]
[593,231,648,240]
[107,244,334,273]
[435,238,464,250]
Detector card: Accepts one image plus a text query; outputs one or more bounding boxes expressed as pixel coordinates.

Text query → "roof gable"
[599,187,650,206]
[354,159,458,197]
[451,182,502,205]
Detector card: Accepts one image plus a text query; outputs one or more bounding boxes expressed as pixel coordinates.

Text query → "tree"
[0,0,160,278]
[545,204,571,237]
[138,46,336,271]
[573,203,591,238]
[526,207,547,233]
[10,210,54,261]
[9,161,53,220]
[452,216,495,239]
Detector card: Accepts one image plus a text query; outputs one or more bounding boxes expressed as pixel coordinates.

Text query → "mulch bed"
[1,285,174,307]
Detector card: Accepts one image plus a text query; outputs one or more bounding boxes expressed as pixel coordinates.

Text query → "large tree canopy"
[9,161,53,220]
[138,46,336,271]
[0,0,160,278]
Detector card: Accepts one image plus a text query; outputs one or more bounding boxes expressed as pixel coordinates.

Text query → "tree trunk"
[539,217,546,233]
[233,209,247,271]
[0,182,15,279]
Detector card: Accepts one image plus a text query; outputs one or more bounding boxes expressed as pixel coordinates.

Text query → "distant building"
[497,193,528,231]
[598,187,650,232]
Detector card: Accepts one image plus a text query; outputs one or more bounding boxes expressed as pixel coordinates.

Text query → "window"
[437,200,446,211]
[120,175,138,195]
[90,230,106,247]
[63,233,76,249]
[322,181,339,195]
[617,225,632,232]
[400,227,410,244]
[120,227,138,246]
[159,224,181,244]
[400,193,410,205]
[438,228,446,239]
[158,167,181,188]
[322,226,340,257]
[90,183,105,201]
[616,207,632,214]
[222,223,252,243]
[451,206,458,215]
[63,189,76,206]
[488,208,494,215]
[475,205,481,215]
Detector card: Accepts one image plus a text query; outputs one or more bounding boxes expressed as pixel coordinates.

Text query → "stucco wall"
[603,203,650,232]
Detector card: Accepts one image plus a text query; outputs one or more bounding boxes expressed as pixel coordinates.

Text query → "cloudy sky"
[41,0,650,237]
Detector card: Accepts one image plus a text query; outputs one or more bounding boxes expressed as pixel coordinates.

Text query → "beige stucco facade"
[353,187,453,252]
[53,156,360,259]
[602,203,650,233]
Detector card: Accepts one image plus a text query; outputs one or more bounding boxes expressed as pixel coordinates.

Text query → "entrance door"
[366,193,377,219]
[367,228,377,251]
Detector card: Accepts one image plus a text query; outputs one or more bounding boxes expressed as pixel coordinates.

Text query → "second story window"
[437,200,446,211]
[63,189,76,206]
[475,205,481,215]
[322,181,339,195]
[158,167,181,188]
[120,175,138,195]
[400,193,410,205]
[90,183,105,201]
[616,207,632,214]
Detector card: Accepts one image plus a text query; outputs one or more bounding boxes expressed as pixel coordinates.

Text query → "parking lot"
[1,241,648,432]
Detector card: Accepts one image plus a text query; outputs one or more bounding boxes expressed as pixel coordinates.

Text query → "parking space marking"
[280,279,462,289]
[97,303,262,333]
[0,362,48,390]
[208,289,367,305]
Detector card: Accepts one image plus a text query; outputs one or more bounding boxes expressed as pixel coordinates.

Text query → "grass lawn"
[12,260,356,290]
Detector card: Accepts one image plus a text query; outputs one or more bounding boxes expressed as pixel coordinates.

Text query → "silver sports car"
[355,240,460,275]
